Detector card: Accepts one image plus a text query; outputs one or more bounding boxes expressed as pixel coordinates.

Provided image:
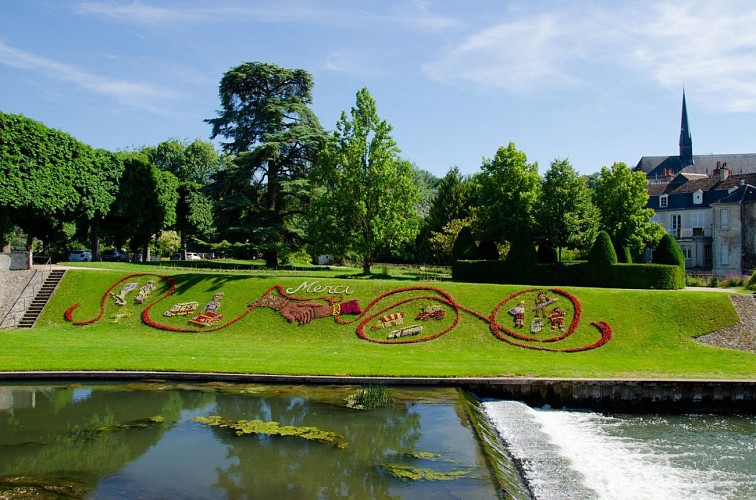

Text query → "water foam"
[482,401,742,500]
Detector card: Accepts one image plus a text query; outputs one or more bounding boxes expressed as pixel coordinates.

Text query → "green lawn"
[2,267,754,379]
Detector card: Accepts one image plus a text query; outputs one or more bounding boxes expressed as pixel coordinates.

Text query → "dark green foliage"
[478,241,499,261]
[452,261,684,289]
[0,112,123,251]
[615,245,633,263]
[747,271,756,291]
[653,234,685,266]
[505,231,537,266]
[426,167,473,234]
[537,245,558,263]
[588,231,618,266]
[451,226,479,261]
[206,62,326,267]
[653,233,686,288]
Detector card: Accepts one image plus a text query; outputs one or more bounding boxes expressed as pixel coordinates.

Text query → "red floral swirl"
[66,275,613,351]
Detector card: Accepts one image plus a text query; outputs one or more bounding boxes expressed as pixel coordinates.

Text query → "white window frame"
[659,194,669,208]
[720,208,729,229]
[681,245,692,260]
[672,214,682,231]
[691,212,704,229]
[693,190,703,205]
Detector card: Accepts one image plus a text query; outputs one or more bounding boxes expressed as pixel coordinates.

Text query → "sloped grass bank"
[1,269,753,379]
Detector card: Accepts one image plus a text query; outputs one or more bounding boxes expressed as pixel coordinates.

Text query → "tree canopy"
[308,88,420,273]
[0,111,122,254]
[474,142,540,245]
[535,158,599,261]
[593,162,664,258]
[205,62,326,266]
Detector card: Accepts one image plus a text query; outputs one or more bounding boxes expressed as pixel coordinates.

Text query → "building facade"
[635,92,756,274]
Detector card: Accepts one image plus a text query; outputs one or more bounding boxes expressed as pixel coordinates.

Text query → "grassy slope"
[1,267,754,379]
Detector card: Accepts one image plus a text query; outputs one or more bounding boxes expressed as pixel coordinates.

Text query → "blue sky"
[2,0,755,177]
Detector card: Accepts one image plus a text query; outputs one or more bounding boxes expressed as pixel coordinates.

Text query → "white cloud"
[0,41,178,112]
[75,0,462,32]
[323,51,384,77]
[630,1,756,112]
[422,12,583,93]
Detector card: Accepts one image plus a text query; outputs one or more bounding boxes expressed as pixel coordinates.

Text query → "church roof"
[637,154,756,180]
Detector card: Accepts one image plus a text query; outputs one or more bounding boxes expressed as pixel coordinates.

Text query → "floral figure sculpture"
[110,283,138,306]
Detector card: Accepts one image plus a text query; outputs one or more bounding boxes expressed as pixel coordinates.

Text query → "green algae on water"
[380,464,476,481]
[193,416,347,447]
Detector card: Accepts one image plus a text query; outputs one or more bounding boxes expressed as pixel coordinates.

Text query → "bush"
[652,234,686,288]
[537,245,558,263]
[452,261,684,289]
[505,231,537,267]
[615,245,632,263]
[478,240,499,260]
[747,271,756,291]
[451,226,479,261]
[588,231,617,266]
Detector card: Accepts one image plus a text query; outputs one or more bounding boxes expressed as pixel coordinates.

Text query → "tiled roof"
[712,184,756,205]
[645,174,756,210]
[636,154,756,178]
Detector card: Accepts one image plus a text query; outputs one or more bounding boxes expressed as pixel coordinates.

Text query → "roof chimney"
[719,163,730,181]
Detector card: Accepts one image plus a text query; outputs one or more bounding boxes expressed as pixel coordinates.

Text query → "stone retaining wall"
[0,372,752,412]
[0,270,44,328]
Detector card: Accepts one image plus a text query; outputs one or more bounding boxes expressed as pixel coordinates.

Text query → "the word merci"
[285,281,354,295]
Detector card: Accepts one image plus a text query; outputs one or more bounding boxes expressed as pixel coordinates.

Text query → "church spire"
[679,90,693,166]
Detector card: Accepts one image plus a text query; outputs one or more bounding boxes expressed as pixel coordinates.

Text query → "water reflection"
[0,383,500,499]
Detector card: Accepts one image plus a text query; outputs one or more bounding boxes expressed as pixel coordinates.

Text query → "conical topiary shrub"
[451,225,480,261]
[506,230,537,267]
[478,240,499,261]
[588,231,618,266]
[653,233,686,288]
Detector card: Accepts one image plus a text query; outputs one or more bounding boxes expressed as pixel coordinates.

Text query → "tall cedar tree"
[475,142,540,245]
[309,88,420,274]
[535,158,599,261]
[205,62,325,266]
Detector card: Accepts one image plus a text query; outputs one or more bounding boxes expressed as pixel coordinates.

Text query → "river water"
[482,400,755,499]
[1,382,753,499]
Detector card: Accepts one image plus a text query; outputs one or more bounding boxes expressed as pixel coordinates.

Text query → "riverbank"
[1,371,753,412]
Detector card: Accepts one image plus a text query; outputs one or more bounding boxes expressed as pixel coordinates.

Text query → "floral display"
[65,274,612,352]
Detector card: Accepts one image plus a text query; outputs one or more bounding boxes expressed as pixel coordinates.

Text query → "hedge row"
[452,261,685,290]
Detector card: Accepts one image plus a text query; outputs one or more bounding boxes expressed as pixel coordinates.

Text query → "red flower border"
[66,275,613,351]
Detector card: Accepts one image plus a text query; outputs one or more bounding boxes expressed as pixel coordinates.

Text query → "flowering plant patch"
[65,274,612,351]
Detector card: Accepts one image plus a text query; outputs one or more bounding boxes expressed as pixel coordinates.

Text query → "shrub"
[478,240,499,260]
[451,226,479,261]
[652,233,686,288]
[588,231,617,266]
[614,245,632,263]
[747,271,756,291]
[537,245,558,263]
[505,232,537,267]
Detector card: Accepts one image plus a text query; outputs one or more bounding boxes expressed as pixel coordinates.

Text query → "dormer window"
[659,194,669,208]
[693,190,703,205]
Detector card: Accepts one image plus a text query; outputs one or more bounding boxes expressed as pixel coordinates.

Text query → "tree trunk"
[362,259,371,275]
[142,236,151,263]
[180,226,187,260]
[90,220,101,262]
[265,250,278,268]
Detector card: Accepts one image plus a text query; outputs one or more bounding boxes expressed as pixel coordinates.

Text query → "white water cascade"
[482,400,747,500]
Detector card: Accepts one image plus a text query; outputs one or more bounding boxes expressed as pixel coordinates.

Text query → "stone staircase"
[16,269,66,328]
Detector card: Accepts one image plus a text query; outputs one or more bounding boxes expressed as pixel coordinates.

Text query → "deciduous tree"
[593,162,664,258]
[309,88,420,274]
[534,158,599,261]
[474,142,540,245]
